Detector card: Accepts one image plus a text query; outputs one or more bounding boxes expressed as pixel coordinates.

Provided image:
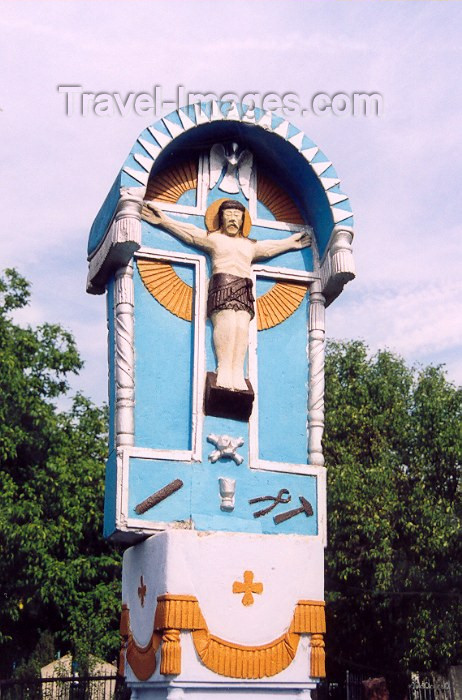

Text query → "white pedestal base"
[121,530,325,699]
[129,687,313,699]
[129,686,313,699]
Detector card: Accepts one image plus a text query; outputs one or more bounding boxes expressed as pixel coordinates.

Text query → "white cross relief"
[138,147,318,472]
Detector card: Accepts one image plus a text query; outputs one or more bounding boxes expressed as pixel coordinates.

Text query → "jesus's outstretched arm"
[142,202,213,252]
[252,230,312,261]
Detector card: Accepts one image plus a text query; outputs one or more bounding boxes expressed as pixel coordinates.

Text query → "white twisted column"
[115,262,135,447]
[308,281,326,466]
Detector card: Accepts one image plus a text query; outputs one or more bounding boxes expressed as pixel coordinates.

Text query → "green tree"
[0,269,121,678]
[324,340,461,687]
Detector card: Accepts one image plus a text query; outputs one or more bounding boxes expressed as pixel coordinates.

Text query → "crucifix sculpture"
[142,199,311,394]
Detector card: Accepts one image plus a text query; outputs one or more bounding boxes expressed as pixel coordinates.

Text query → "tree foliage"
[324,340,461,683]
[0,269,122,677]
[1,270,460,683]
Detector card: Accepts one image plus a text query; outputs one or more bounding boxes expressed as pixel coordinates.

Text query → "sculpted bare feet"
[216,370,234,390]
[232,374,248,392]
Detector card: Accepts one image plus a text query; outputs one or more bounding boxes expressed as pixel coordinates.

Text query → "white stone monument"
[87,100,355,699]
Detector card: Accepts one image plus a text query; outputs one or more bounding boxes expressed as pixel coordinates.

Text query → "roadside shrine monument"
[87,101,355,699]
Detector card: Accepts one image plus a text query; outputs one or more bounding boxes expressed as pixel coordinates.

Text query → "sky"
[1,0,461,407]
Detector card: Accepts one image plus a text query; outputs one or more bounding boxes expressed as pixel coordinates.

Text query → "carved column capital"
[113,188,144,244]
[87,187,144,294]
[329,226,355,277]
[320,225,355,306]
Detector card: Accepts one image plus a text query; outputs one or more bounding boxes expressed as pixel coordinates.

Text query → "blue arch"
[88,102,353,259]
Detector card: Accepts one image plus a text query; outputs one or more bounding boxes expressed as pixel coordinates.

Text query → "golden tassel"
[293,600,326,634]
[160,629,181,675]
[155,595,204,630]
[310,633,326,678]
[118,604,130,677]
[119,604,130,637]
[118,646,125,678]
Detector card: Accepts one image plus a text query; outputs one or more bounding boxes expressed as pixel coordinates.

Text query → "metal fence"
[409,676,453,700]
[317,671,455,700]
[1,672,455,700]
[316,671,368,700]
[0,676,130,700]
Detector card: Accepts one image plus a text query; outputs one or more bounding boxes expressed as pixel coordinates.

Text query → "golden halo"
[205,198,252,237]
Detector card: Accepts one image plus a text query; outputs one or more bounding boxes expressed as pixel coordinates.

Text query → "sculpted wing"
[237,150,254,199]
[209,144,226,190]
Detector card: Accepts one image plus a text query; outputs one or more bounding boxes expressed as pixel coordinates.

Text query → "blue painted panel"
[141,216,207,256]
[124,152,147,174]
[191,466,317,536]
[128,459,192,522]
[103,450,117,538]
[257,287,309,464]
[94,105,345,541]
[177,189,197,207]
[206,187,248,208]
[256,200,277,221]
[87,175,121,256]
[134,262,194,450]
[131,140,154,160]
[120,170,147,189]
[126,453,317,536]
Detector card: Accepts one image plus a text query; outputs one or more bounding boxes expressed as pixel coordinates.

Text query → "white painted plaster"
[135,248,207,463]
[148,126,173,149]
[122,529,324,647]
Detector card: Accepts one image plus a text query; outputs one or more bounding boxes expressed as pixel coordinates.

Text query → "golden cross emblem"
[232,570,263,606]
[137,575,147,607]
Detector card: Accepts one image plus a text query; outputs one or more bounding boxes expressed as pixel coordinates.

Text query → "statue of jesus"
[142,199,311,392]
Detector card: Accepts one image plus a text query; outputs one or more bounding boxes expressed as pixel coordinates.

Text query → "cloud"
[1,0,461,403]
[328,277,462,380]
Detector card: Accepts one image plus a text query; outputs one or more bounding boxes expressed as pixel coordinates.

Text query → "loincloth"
[207,273,255,319]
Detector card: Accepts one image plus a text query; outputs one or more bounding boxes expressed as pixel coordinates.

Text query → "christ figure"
[142,199,311,392]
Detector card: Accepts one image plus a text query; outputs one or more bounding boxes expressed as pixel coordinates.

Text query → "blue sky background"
[2,0,461,406]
